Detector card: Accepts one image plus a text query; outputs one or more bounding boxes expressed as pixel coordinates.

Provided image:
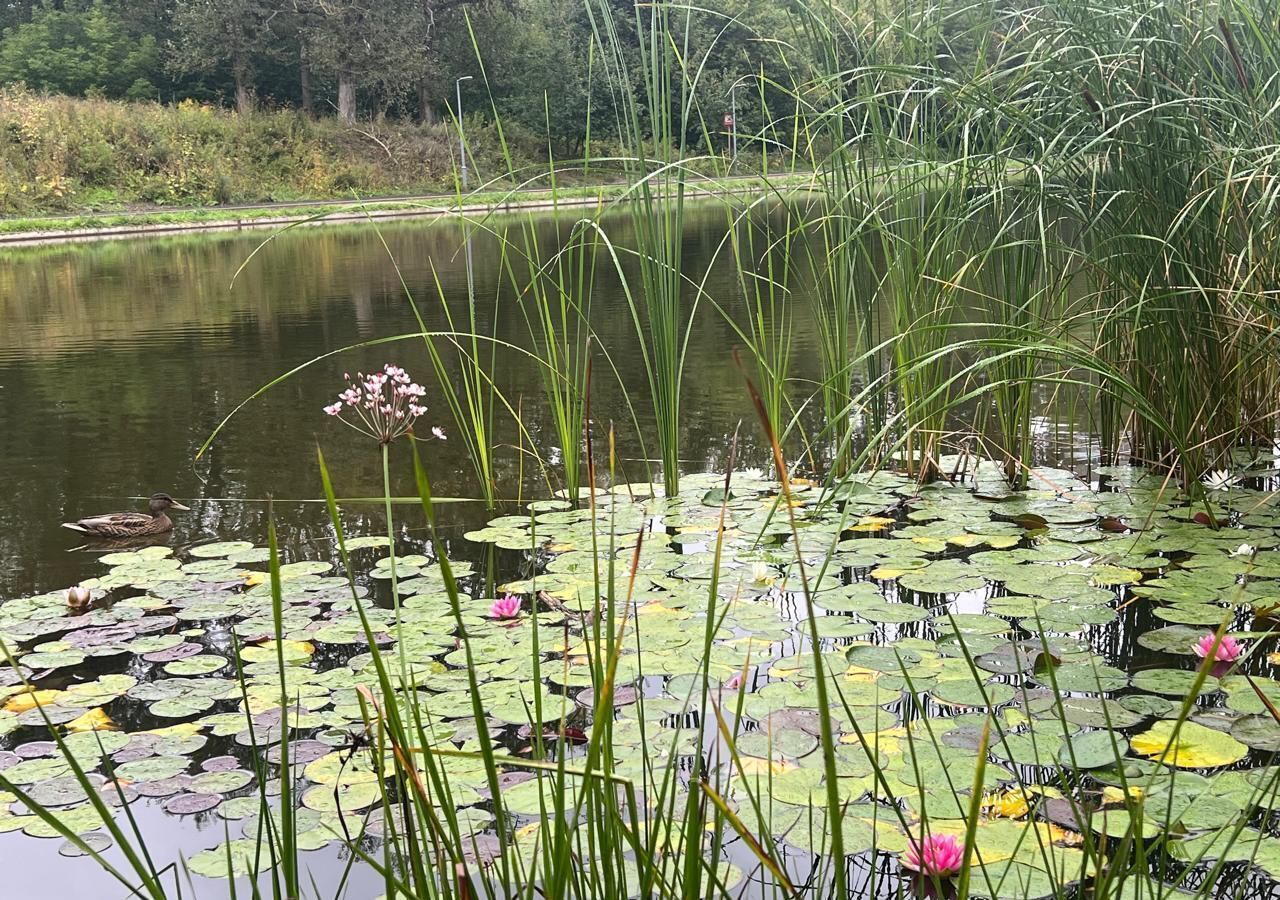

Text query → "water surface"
[0,207,832,599]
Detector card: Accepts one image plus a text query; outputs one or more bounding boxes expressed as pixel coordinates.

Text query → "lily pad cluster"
[3,464,1280,895]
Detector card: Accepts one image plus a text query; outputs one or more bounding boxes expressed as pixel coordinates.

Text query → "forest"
[0,0,794,153]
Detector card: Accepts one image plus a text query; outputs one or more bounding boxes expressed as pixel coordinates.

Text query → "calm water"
[0,207,839,600]
[0,207,1113,898]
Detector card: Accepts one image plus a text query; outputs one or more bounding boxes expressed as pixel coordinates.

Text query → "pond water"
[3,210,1280,899]
[0,207,831,599]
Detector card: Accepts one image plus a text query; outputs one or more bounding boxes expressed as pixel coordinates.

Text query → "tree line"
[0,0,798,156]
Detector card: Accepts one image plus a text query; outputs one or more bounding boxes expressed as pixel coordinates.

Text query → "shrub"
[0,86,543,214]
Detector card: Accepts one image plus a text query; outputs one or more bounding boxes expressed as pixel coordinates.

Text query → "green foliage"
[0,0,160,99]
[0,87,543,214]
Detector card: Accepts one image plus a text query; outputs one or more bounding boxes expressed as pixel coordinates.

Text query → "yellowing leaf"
[984,788,1031,819]
[240,640,315,664]
[65,708,116,732]
[1101,785,1144,804]
[3,689,63,713]
[242,572,268,587]
[841,664,883,683]
[1131,720,1247,768]
[870,566,909,580]
[851,516,895,532]
[738,756,794,776]
[145,722,204,738]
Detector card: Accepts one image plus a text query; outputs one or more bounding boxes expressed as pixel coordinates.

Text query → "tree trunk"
[299,41,313,118]
[337,72,356,124]
[232,56,252,116]
[417,83,437,124]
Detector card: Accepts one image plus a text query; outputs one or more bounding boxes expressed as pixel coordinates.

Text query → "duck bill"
[170,502,191,511]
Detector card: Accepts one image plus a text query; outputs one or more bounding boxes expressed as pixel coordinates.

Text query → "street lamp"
[727,77,750,167]
[455,75,474,190]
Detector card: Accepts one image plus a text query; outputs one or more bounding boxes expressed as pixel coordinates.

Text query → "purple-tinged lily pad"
[200,755,242,773]
[96,782,138,807]
[142,642,203,663]
[111,746,156,764]
[265,740,328,765]
[163,792,222,815]
[575,685,639,708]
[63,625,137,648]
[133,775,193,798]
[13,741,56,759]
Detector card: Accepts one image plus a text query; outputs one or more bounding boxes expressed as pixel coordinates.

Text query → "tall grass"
[15,1,1280,898]
[585,0,700,497]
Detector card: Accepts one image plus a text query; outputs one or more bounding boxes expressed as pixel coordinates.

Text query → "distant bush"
[0,87,545,214]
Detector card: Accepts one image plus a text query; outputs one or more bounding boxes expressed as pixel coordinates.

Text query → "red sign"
[723,114,735,130]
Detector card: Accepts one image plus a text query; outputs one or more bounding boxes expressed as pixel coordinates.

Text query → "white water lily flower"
[750,562,777,586]
[1232,543,1256,557]
[1202,469,1239,491]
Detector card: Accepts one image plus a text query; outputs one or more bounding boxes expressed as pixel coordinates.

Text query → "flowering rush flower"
[902,833,964,879]
[323,364,440,444]
[1194,632,1243,662]
[489,594,522,619]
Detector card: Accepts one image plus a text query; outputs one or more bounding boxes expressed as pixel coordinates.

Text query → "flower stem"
[382,441,408,689]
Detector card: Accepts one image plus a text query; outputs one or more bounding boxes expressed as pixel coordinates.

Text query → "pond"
[0,207,831,599]
[2,209,1280,899]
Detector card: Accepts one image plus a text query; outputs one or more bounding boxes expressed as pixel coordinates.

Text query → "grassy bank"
[0,87,550,216]
[0,175,809,240]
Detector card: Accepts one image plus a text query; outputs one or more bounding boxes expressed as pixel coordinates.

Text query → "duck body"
[62,493,190,539]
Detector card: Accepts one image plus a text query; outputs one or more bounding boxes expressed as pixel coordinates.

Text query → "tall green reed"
[585,0,700,497]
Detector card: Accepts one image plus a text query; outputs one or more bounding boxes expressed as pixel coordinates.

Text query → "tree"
[170,0,282,114]
[299,0,429,123]
[0,1,161,98]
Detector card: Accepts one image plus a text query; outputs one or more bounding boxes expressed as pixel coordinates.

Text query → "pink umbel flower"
[322,364,443,444]
[902,833,964,878]
[489,594,522,619]
[1194,632,1243,662]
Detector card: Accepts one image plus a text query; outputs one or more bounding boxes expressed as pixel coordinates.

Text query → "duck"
[61,493,191,538]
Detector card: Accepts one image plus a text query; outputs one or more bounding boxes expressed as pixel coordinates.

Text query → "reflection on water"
[0,207,832,599]
[2,210,1277,899]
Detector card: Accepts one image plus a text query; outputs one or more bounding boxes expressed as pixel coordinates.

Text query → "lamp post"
[730,85,738,163]
[727,77,749,167]
[455,75,473,190]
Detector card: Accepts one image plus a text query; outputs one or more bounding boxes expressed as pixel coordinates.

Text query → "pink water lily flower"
[902,832,964,879]
[1194,632,1243,662]
[489,594,522,619]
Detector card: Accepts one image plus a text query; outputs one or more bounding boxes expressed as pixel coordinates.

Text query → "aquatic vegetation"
[903,832,965,879]
[1194,633,1243,662]
[64,586,91,612]
[586,0,699,497]
[8,1,1280,897]
[1203,470,1240,492]
[6,457,1280,897]
[488,593,521,619]
[322,364,434,444]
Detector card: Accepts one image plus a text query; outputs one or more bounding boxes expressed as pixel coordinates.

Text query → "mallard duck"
[61,493,191,538]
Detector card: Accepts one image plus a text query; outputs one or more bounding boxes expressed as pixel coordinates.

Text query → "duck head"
[149,493,191,515]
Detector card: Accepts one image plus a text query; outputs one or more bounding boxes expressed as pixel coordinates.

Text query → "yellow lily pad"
[1131,720,1247,768]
